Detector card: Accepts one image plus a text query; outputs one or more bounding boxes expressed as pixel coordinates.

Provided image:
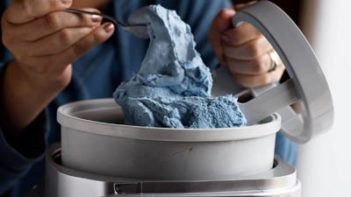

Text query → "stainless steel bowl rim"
[57,99,281,142]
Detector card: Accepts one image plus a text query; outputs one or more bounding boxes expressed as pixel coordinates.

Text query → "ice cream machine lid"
[214,0,334,143]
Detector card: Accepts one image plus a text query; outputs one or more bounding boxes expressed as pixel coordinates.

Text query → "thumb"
[209,9,236,66]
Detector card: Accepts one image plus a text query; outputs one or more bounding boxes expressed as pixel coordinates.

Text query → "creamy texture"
[113,5,246,128]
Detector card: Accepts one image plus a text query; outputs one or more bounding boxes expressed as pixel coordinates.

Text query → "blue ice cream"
[113,5,246,128]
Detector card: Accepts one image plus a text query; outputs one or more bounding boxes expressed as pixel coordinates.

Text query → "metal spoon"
[65,8,149,39]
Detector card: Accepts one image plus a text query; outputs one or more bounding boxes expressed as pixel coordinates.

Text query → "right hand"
[1,0,115,90]
[209,7,285,88]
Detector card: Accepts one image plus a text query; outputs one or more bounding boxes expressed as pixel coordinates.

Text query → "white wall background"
[297,0,351,196]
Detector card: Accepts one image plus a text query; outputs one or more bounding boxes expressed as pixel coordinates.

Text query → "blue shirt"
[0,0,297,196]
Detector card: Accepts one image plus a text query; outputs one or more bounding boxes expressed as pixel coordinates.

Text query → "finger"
[4,0,72,24]
[17,27,96,57]
[24,23,115,73]
[209,9,236,65]
[226,53,272,75]
[221,22,261,46]
[223,35,272,60]
[231,64,285,88]
[5,9,102,42]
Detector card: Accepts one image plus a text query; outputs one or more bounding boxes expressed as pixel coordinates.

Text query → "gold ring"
[268,50,280,73]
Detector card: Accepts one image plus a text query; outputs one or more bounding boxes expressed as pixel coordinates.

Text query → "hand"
[1,0,115,130]
[2,0,114,90]
[209,7,285,88]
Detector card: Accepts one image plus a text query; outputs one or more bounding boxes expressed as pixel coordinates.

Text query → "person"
[0,0,297,196]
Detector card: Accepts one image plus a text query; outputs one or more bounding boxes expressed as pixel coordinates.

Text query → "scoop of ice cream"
[113,5,246,128]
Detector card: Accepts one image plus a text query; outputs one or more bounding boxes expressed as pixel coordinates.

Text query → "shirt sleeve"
[0,62,49,194]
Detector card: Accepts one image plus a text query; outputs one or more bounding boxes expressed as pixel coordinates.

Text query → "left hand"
[209,7,285,88]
